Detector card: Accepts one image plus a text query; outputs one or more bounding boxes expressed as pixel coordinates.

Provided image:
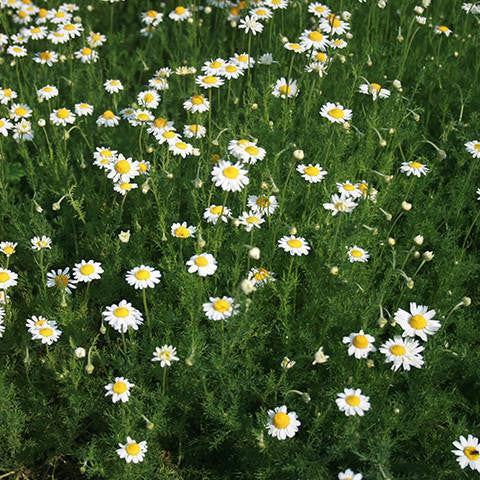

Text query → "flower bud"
[240,279,256,295]
[293,149,304,160]
[75,347,86,359]
[118,230,131,243]
[85,363,94,374]
[462,297,471,306]
[330,266,339,276]
[388,237,396,246]
[402,201,412,211]
[422,251,434,261]
[249,247,260,260]
[289,226,297,235]
[413,235,424,246]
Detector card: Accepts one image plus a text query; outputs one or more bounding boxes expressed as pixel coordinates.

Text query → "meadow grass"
[0,0,480,479]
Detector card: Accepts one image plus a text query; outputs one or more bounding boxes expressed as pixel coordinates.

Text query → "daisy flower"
[338,469,363,480]
[116,437,147,464]
[400,161,429,177]
[221,63,244,80]
[203,204,232,224]
[434,25,452,36]
[74,47,98,64]
[151,345,179,367]
[320,15,350,35]
[169,5,191,21]
[248,267,275,287]
[73,260,104,283]
[30,322,62,345]
[87,31,106,47]
[201,58,227,75]
[308,2,331,18]
[394,302,440,341]
[171,222,196,239]
[264,0,289,10]
[46,268,77,294]
[342,330,376,359]
[238,15,264,35]
[31,235,52,250]
[128,109,154,127]
[247,195,278,215]
[452,434,480,472]
[106,155,140,183]
[277,235,311,256]
[75,103,94,117]
[272,78,299,99]
[323,194,358,215]
[169,140,194,158]
[359,82,391,100]
[320,102,352,124]
[142,9,163,26]
[0,241,17,257]
[0,118,13,136]
[37,85,59,102]
[300,29,330,50]
[183,124,206,139]
[50,108,76,126]
[231,52,255,69]
[379,336,424,371]
[250,7,273,21]
[104,79,124,94]
[125,265,161,290]
[238,143,266,165]
[186,253,218,277]
[265,406,301,440]
[203,296,238,321]
[0,268,18,290]
[296,164,328,183]
[336,388,370,416]
[7,45,27,57]
[0,88,17,105]
[347,246,370,263]
[93,147,117,168]
[96,110,120,127]
[195,75,225,89]
[102,300,143,333]
[238,211,265,232]
[284,42,306,53]
[183,94,210,113]
[211,160,249,192]
[26,315,54,334]
[9,103,32,120]
[465,140,480,158]
[137,90,160,109]
[337,181,363,198]
[114,182,138,196]
[105,377,134,403]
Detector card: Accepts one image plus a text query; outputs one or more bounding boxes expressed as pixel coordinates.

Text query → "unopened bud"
[413,235,424,246]
[402,201,412,211]
[293,149,304,160]
[75,347,86,358]
[248,247,260,260]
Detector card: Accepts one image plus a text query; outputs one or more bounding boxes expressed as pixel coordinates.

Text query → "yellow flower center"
[438,25,449,32]
[143,93,154,103]
[3,246,14,255]
[81,47,92,56]
[474,143,480,152]
[223,166,239,179]
[210,61,222,69]
[175,6,186,14]
[80,264,94,276]
[114,307,129,318]
[304,166,320,176]
[56,108,70,119]
[328,108,345,119]
[225,65,237,73]
[246,216,260,224]
[287,239,302,249]
[55,275,69,288]
[102,110,115,120]
[390,345,406,356]
[272,412,291,429]
[213,299,231,313]
[203,76,218,85]
[332,18,342,28]
[279,85,292,95]
[126,443,141,456]
[175,226,190,238]
[176,141,188,150]
[254,268,269,281]
[135,269,151,280]
[0,271,10,282]
[191,95,204,105]
[245,146,259,156]
[136,112,150,122]
[195,256,209,267]
[308,31,323,42]
[39,327,54,338]
[15,107,27,117]
[409,314,427,329]
[210,206,223,215]
[352,334,369,348]
[112,381,128,394]
[256,196,270,208]
[315,52,327,62]
[154,117,167,128]
[344,184,356,191]
[64,24,75,31]
[345,395,361,407]
[464,446,480,461]
[409,161,423,169]
[115,159,131,174]
[147,10,157,17]
[370,83,382,92]
[163,130,176,139]
[350,249,363,258]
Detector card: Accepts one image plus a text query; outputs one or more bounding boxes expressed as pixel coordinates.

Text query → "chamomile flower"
[46,268,77,294]
[203,296,238,321]
[50,107,76,126]
[96,110,120,127]
[337,181,363,198]
[142,9,163,26]
[74,46,98,63]
[47,30,69,45]
[107,155,140,183]
[0,268,18,289]
[183,94,210,113]
[128,109,154,127]
[31,322,62,345]
[87,31,106,47]
[93,147,117,168]
[320,15,350,35]
[272,78,299,98]
[359,82,391,100]
[102,300,143,333]
[75,103,93,116]
[342,330,376,359]
[250,6,273,20]
[116,437,147,464]
[231,52,255,69]
[203,204,232,224]
[151,345,179,367]
[169,5,191,21]
[169,140,194,158]
[238,143,266,164]
[308,2,331,18]
[201,58,227,75]
[183,124,206,139]
[7,44,27,57]
[73,260,104,283]
[277,235,311,256]
[296,164,328,183]
[266,406,301,440]
[336,388,370,416]
[400,161,429,177]
[156,128,180,145]
[452,435,480,472]
[104,79,124,94]
[264,0,289,10]
[0,242,17,257]
[195,75,225,89]
[380,336,424,371]
[284,42,306,53]
[247,195,278,215]
[300,29,330,50]
[465,140,480,158]
[171,222,196,239]
[114,182,138,196]
[125,265,161,290]
[186,253,218,277]
[26,315,55,334]
[394,303,441,341]
[347,246,370,263]
[13,120,33,142]
[37,85,59,102]
[238,15,264,35]
[211,160,249,192]
[0,118,13,136]
[320,102,352,123]
[9,103,32,120]
[28,25,47,40]
[31,235,52,250]
[59,22,83,39]
[248,267,275,287]
[338,469,363,480]
[238,211,265,232]
[0,88,17,105]
[105,377,134,403]
[138,90,160,109]
[323,194,358,215]
[434,25,452,36]
[148,117,174,137]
